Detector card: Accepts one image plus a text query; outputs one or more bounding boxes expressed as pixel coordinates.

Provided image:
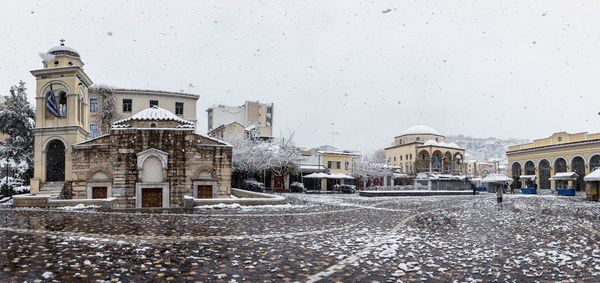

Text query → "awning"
[300,165,327,173]
[330,173,355,179]
[304,172,354,179]
[393,173,410,179]
[482,174,512,183]
[520,175,536,181]
[303,172,329,179]
[585,169,600,182]
[550,172,578,181]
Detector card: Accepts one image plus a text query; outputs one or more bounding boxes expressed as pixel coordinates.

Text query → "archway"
[417,150,430,173]
[431,150,443,172]
[590,155,600,172]
[539,160,551,190]
[554,158,567,173]
[46,140,65,182]
[524,161,535,188]
[571,156,585,191]
[511,163,522,190]
[443,152,452,172]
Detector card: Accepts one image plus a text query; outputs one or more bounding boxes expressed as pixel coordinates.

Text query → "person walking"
[509,182,514,194]
[496,184,503,205]
[471,181,477,195]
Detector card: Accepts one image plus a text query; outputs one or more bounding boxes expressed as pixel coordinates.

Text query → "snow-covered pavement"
[1,193,600,281]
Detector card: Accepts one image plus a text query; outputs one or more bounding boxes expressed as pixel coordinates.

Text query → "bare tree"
[90,86,117,134]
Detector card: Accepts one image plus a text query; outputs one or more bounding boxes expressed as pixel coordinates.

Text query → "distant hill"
[445,135,529,161]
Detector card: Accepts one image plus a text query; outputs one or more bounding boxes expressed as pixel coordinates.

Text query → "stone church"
[29,42,232,208]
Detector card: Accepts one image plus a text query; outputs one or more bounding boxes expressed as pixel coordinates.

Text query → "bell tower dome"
[30,40,93,195]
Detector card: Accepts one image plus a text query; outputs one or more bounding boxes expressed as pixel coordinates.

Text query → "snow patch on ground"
[54,204,101,210]
[41,271,53,279]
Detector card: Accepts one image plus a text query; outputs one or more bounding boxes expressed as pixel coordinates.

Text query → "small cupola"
[40,39,84,69]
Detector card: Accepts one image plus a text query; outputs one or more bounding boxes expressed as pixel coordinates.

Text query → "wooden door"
[274,177,282,188]
[197,185,213,199]
[142,188,162,207]
[92,187,107,199]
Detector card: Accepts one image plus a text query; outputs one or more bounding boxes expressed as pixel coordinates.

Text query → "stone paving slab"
[1,193,600,282]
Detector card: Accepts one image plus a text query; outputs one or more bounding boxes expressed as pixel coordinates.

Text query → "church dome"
[400,125,442,136]
[47,45,80,58]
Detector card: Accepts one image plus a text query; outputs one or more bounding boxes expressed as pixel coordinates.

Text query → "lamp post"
[3,156,8,196]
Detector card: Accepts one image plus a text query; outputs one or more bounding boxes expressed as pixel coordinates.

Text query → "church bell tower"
[30,40,93,195]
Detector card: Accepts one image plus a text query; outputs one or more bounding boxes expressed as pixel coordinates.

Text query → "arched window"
[511,163,522,189]
[539,160,551,190]
[571,157,585,191]
[590,155,600,171]
[554,158,567,173]
[58,92,67,117]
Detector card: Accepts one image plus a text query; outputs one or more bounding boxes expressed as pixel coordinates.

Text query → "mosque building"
[384,125,466,175]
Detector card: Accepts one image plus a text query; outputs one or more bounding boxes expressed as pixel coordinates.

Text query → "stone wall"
[72,128,232,208]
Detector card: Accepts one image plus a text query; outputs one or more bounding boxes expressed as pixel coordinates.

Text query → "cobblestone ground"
[2,193,600,282]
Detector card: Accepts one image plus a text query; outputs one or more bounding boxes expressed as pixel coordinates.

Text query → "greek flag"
[46,84,60,117]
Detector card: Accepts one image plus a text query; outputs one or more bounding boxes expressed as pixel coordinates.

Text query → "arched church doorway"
[46,140,65,181]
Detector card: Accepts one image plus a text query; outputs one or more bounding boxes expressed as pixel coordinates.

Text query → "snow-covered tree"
[369,149,387,163]
[229,137,271,175]
[353,159,393,188]
[229,136,302,189]
[0,81,35,182]
[268,138,302,185]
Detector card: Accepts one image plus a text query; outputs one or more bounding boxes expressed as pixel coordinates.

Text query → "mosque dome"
[400,125,442,136]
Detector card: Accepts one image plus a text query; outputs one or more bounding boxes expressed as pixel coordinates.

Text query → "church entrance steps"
[39,182,64,196]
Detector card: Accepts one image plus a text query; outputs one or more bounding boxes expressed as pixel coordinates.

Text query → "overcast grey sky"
[1,0,599,152]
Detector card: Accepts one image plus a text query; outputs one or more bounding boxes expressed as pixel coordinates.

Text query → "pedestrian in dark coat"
[496,184,503,204]
[509,182,514,194]
[471,182,476,195]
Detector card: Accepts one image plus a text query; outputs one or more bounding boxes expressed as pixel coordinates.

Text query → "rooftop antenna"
[59,39,65,46]
[329,131,339,146]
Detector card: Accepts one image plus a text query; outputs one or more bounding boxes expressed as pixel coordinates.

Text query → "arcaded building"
[72,107,232,208]
[385,125,466,175]
[507,132,600,191]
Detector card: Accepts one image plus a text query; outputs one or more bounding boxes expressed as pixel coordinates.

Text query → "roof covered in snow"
[47,45,80,57]
[551,172,578,180]
[113,106,193,125]
[519,175,536,180]
[482,174,512,183]
[420,139,463,149]
[585,169,600,182]
[399,125,442,136]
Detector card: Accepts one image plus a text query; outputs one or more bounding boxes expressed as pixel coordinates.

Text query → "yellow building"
[207,121,246,141]
[88,88,199,137]
[507,132,600,191]
[385,125,466,174]
[319,150,361,190]
[30,43,93,194]
[207,101,274,139]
